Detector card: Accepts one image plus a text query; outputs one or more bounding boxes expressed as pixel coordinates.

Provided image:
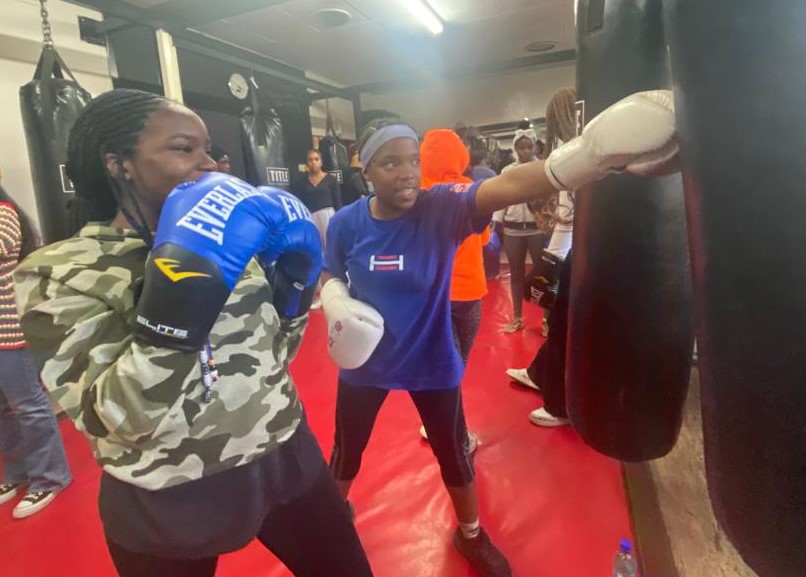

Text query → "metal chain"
[40,0,53,48]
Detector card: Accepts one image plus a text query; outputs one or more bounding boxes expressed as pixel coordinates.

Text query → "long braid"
[545,88,578,155]
[67,90,167,240]
[528,88,578,228]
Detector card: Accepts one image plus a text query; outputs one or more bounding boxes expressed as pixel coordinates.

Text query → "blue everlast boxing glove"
[254,187,322,319]
[133,172,321,351]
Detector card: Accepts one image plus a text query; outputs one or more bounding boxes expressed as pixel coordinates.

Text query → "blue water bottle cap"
[620,538,633,554]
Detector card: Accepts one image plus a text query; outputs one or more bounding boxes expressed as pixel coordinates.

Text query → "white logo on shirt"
[370,255,404,271]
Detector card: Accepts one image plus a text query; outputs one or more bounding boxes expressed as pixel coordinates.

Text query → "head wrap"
[360,124,419,168]
[512,128,537,149]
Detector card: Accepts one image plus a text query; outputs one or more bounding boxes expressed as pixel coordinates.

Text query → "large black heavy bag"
[19,46,91,243]
[566,0,693,461]
[665,2,806,574]
[240,85,289,189]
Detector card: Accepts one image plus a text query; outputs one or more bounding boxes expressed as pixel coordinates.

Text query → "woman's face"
[216,155,231,174]
[306,151,323,173]
[514,137,537,163]
[120,104,217,211]
[364,137,421,219]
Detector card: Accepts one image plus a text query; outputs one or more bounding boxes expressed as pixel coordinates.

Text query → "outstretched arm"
[474,90,678,216]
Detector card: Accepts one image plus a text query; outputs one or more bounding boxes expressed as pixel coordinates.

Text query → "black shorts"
[330,379,475,487]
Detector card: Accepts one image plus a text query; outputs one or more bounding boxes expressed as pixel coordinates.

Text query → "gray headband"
[360,124,419,167]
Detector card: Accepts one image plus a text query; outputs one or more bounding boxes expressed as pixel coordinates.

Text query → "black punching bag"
[19,46,91,243]
[319,113,349,187]
[566,0,693,461]
[666,2,806,575]
[240,81,290,189]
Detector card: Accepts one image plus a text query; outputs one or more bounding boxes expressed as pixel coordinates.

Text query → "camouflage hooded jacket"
[14,225,305,490]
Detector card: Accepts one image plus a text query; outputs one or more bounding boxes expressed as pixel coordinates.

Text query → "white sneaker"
[419,425,479,454]
[12,488,62,519]
[0,483,23,506]
[528,407,570,428]
[506,368,540,391]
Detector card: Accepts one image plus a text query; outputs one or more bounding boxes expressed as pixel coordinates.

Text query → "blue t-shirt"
[469,165,497,181]
[325,181,490,391]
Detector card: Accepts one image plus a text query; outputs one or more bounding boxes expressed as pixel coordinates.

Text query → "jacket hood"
[420,129,472,188]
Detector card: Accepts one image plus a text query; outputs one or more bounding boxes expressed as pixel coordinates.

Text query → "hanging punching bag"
[319,110,349,193]
[665,2,806,575]
[240,80,290,189]
[566,0,693,461]
[19,42,91,244]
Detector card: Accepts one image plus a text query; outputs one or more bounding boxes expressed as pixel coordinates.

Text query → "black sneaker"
[453,528,513,577]
[12,490,57,519]
[0,483,23,506]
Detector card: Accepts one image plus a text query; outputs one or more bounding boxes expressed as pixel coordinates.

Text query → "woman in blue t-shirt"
[321,93,677,577]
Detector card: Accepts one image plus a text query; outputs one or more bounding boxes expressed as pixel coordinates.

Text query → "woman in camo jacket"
[14,89,373,577]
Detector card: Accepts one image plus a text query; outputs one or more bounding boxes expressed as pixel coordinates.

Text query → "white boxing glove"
[321,278,384,369]
[545,90,677,191]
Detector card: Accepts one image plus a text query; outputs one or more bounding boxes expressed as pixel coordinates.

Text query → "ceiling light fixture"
[524,41,557,53]
[400,0,444,35]
[311,8,352,29]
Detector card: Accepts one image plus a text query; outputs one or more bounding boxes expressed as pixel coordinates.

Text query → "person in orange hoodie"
[417,129,490,451]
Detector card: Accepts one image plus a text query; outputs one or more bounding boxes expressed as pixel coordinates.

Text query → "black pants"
[503,233,546,319]
[106,465,373,577]
[527,252,572,418]
[330,381,474,487]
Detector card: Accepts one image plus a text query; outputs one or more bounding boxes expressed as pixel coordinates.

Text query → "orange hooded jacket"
[420,129,490,302]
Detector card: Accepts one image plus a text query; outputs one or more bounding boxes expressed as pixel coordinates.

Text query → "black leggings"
[106,465,373,577]
[330,380,474,487]
[451,299,482,365]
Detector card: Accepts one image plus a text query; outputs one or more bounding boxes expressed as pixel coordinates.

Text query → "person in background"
[209,144,231,174]
[293,149,342,242]
[342,148,368,206]
[466,137,497,181]
[493,125,547,333]
[535,139,546,160]
[491,149,514,175]
[0,185,72,519]
[292,149,342,308]
[506,87,578,427]
[416,128,489,450]
[466,138,501,279]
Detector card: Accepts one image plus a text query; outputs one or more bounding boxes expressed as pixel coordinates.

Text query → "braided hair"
[66,89,169,243]
[528,88,578,230]
[544,88,578,155]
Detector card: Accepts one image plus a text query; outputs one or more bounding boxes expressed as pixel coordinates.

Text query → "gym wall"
[0,0,112,234]
[360,63,575,132]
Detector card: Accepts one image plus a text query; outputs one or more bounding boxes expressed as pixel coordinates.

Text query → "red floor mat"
[1,277,634,576]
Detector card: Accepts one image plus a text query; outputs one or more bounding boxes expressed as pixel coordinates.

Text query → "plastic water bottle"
[612,538,637,577]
